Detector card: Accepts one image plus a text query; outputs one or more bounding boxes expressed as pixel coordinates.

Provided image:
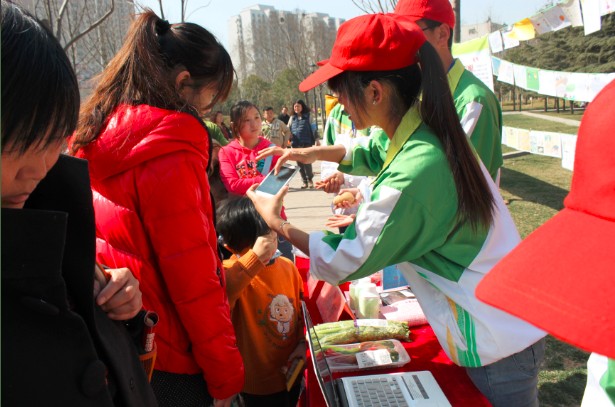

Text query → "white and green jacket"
[582,354,615,406]
[308,106,545,367]
[449,59,503,183]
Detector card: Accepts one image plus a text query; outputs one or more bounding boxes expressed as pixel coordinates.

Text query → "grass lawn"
[500,153,589,407]
[530,110,584,122]
[503,114,579,134]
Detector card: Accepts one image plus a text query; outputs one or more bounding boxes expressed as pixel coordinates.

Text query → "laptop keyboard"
[351,377,409,407]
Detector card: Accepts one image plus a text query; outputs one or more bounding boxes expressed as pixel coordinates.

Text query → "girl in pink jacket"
[218,101,294,261]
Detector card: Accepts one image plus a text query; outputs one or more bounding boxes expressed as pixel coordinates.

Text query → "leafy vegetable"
[312,319,411,345]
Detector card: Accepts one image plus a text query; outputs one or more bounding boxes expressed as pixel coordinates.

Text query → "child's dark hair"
[216,197,271,253]
[1,1,79,154]
[71,10,234,153]
[229,100,260,138]
[328,41,494,231]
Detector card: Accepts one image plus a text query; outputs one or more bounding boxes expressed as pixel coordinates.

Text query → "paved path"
[282,161,337,234]
[504,111,581,127]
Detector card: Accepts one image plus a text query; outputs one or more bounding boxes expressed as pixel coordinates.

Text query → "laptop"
[303,302,451,407]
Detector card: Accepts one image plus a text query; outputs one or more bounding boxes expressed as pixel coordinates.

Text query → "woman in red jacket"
[71,10,243,407]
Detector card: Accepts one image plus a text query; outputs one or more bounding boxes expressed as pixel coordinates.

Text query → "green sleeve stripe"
[600,358,615,403]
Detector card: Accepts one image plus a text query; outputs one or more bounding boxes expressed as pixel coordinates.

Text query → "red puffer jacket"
[74,104,244,399]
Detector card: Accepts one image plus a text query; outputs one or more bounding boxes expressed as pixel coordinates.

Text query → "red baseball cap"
[476,79,615,359]
[299,14,426,92]
[394,0,456,29]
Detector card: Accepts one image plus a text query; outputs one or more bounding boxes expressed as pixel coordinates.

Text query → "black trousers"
[151,370,212,407]
[298,162,313,183]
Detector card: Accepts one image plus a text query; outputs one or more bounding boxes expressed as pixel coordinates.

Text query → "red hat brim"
[476,207,615,358]
[299,62,344,92]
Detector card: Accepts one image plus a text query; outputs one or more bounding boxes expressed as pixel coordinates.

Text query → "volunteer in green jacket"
[248,14,545,407]
[395,0,503,183]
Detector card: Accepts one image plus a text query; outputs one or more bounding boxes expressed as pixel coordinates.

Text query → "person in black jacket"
[1,3,157,406]
[287,99,318,188]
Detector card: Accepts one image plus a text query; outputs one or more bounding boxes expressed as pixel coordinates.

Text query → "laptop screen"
[302,301,341,407]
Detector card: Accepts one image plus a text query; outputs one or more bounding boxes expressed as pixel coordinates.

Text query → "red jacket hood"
[75,104,208,181]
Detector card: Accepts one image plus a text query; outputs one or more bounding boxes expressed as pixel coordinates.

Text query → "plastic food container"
[322,339,410,373]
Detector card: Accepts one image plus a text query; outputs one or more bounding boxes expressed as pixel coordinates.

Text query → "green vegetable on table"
[323,341,401,362]
[311,319,411,345]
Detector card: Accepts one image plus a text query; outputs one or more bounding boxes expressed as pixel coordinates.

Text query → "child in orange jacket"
[217,197,306,407]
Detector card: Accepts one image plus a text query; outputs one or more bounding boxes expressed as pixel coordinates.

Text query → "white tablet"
[255,163,298,197]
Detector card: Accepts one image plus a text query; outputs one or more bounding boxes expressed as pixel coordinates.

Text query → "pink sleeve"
[218,147,265,195]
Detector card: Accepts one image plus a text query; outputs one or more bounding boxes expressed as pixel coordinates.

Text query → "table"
[295,257,491,407]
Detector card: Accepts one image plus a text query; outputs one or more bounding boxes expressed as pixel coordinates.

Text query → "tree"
[23,0,132,94]
[351,0,397,13]
[270,68,305,109]
[240,75,273,108]
[35,0,116,51]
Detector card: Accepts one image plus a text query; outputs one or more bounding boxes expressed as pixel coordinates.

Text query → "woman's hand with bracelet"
[246,184,287,231]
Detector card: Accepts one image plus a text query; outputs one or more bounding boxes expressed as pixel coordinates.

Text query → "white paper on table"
[380,298,428,327]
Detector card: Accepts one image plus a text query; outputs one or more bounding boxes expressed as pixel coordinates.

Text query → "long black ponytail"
[417,42,495,230]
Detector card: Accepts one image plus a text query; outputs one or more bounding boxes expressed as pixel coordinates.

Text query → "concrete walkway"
[504,110,581,127]
[282,161,338,234]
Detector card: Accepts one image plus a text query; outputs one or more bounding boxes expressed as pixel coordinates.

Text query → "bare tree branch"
[351,0,397,13]
[54,0,69,38]
[63,0,115,51]
[154,0,165,19]
[186,1,212,20]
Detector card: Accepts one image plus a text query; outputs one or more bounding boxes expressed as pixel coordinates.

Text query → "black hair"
[327,41,494,230]
[1,1,80,154]
[216,196,271,253]
[292,99,309,116]
[229,100,260,138]
[264,106,274,112]
[72,10,234,153]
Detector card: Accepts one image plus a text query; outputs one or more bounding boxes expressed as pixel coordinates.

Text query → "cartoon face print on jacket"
[269,294,295,339]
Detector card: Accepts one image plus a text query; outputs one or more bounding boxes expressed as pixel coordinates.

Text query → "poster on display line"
[560,134,578,170]
[452,35,495,91]
[530,131,564,158]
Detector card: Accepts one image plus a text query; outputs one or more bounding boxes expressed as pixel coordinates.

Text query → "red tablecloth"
[296,256,490,407]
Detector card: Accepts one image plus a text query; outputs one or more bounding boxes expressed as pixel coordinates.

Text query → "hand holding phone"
[255,163,298,197]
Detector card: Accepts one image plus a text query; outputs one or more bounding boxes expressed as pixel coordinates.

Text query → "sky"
[138,0,549,49]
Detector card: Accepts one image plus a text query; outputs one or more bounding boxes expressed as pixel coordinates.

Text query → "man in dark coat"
[1,3,157,405]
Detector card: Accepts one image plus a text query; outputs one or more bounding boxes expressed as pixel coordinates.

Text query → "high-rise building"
[228,4,344,83]
[14,0,134,95]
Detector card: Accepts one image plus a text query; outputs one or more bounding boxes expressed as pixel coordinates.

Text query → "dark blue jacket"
[289,113,316,147]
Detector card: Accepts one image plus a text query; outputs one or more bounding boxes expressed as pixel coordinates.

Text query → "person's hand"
[281,341,307,374]
[333,188,362,210]
[325,214,356,229]
[213,395,237,407]
[246,184,287,230]
[252,230,278,264]
[95,267,142,320]
[315,171,345,194]
[254,145,287,162]
[255,146,319,174]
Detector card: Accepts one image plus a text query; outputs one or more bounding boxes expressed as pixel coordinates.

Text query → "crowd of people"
[2,0,613,407]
